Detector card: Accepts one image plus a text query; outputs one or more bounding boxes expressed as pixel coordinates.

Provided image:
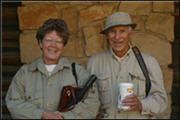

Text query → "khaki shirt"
[6,56,100,119]
[87,48,168,119]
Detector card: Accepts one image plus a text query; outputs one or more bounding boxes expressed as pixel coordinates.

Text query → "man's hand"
[41,110,64,119]
[122,94,142,112]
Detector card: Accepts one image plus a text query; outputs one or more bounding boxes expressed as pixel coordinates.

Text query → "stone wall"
[17,1,175,118]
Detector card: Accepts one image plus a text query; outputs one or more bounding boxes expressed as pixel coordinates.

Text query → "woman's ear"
[39,40,43,49]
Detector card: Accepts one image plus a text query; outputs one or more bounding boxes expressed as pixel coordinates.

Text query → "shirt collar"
[110,45,132,63]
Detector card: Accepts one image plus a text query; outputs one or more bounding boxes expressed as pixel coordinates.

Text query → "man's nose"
[114,31,122,39]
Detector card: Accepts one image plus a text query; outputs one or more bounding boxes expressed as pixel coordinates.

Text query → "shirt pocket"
[97,73,112,106]
[129,73,146,99]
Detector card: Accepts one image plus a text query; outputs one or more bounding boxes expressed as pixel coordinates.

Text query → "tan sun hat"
[100,12,136,34]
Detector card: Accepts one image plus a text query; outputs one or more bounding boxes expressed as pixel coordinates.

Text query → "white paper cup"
[118,82,134,110]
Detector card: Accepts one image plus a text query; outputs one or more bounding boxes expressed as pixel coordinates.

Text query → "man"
[87,12,168,119]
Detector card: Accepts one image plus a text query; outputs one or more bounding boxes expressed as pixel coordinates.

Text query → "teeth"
[48,49,56,53]
[115,42,121,44]
[114,42,122,47]
[114,41,123,45]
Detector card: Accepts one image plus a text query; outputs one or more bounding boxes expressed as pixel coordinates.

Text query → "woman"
[5,18,100,119]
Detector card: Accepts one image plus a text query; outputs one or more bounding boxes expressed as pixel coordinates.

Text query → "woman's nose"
[51,41,56,46]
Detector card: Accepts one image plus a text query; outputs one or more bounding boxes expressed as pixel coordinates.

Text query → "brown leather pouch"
[58,85,81,112]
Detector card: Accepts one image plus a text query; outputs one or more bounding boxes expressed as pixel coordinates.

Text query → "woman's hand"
[42,110,64,119]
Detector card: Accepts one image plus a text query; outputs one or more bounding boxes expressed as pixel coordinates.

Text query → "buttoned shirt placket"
[109,47,132,118]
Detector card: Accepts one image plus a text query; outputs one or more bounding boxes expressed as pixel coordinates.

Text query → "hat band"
[100,23,136,34]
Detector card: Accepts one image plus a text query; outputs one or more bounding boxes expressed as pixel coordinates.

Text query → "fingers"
[121,94,142,111]
[122,94,137,103]
[42,110,64,119]
[54,111,64,119]
[123,102,136,106]
[56,114,63,119]
[124,94,135,99]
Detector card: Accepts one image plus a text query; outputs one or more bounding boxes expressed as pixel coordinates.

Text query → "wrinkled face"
[39,30,64,65]
[106,26,133,55]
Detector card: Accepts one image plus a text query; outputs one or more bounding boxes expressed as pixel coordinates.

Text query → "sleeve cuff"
[140,99,150,115]
[61,111,75,119]
[32,109,44,119]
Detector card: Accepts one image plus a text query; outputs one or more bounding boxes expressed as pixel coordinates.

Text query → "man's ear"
[128,29,134,38]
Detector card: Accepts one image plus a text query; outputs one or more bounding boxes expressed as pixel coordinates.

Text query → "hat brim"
[100,24,136,34]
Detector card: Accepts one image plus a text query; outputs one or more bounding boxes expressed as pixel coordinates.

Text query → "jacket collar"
[28,56,72,73]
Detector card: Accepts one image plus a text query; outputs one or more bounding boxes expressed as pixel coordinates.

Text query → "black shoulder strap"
[132,46,151,96]
[71,62,78,86]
